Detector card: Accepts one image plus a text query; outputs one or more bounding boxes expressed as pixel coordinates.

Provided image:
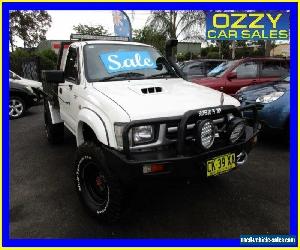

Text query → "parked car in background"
[9,70,43,99]
[235,75,290,134]
[192,58,290,95]
[9,81,39,119]
[179,59,227,81]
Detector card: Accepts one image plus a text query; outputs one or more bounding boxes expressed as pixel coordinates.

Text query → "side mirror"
[227,71,237,80]
[41,70,65,84]
[156,57,167,71]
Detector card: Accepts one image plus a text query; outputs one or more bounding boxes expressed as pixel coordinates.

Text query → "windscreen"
[283,75,290,82]
[207,60,236,77]
[83,44,177,82]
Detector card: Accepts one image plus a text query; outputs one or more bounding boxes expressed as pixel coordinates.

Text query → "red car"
[192,57,289,95]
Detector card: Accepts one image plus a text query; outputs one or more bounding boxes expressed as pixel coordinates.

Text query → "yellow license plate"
[207,153,236,177]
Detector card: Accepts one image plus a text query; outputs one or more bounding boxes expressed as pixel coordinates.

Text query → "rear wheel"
[9,96,26,119]
[44,100,64,144]
[75,142,123,222]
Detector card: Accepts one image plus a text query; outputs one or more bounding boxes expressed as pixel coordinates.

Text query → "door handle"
[220,86,224,91]
[69,85,73,90]
[251,80,258,84]
[74,94,78,99]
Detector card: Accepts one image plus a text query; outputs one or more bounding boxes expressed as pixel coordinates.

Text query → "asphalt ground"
[10,104,289,239]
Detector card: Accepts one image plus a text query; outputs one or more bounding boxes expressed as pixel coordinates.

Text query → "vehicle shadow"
[22,104,44,118]
[257,129,289,151]
[104,171,289,238]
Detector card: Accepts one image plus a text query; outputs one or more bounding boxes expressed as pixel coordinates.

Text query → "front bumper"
[103,104,261,182]
[106,125,257,166]
[32,87,43,102]
[26,93,39,108]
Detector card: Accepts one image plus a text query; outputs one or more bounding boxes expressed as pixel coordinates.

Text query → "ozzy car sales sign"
[206,11,289,40]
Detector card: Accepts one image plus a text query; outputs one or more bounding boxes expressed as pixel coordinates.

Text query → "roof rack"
[70,33,129,42]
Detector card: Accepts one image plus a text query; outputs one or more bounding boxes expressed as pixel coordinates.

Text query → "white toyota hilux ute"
[42,37,260,222]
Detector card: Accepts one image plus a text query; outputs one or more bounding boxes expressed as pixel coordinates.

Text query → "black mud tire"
[75,142,123,223]
[44,101,64,144]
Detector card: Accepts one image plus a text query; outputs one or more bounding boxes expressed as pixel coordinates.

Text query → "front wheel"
[75,142,123,222]
[9,96,26,119]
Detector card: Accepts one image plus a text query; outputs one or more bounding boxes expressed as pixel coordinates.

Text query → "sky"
[13,10,208,48]
[14,10,150,46]
[46,10,150,40]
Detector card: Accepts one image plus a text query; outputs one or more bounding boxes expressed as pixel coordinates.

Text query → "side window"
[234,61,258,79]
[261,60,288,77]
[206,62,220,72]
[188,64,205,75]
[182,65,189,74]
[64,47,78,83]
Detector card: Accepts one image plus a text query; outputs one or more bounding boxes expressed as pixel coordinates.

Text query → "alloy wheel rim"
[83,162,109,206]
[9,99,24,118]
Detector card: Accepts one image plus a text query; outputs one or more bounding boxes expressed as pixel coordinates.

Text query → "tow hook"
[237,151,248,166]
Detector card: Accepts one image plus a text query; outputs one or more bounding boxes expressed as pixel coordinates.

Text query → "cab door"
[224,60,259,95]
[58,46,79,133]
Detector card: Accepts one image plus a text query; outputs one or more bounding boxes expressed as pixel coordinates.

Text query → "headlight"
[256,91,284,104]
[228,118,245,143]
[132,125,154,145]
[196,119,215,149]
[114,124,156,148]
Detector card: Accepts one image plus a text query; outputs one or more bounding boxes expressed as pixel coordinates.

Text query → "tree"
[35,49,58,70]
[265,40,273,57]
[133,26,167,53]
[147,11,205,59]
[10,11,52,50]
[10,48,58,77]
[73,24,109,36]
[231,40,236,59]
[147,11,205,41]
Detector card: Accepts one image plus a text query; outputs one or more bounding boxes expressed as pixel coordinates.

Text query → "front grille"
[122,105,255,158]
[165,117,226,142]
[165,121,180,140]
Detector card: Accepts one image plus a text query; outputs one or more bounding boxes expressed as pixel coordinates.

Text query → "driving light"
[228,118,245,143]
[256,91,284,104]
[197,119,215,149]
[132,125,154,145]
